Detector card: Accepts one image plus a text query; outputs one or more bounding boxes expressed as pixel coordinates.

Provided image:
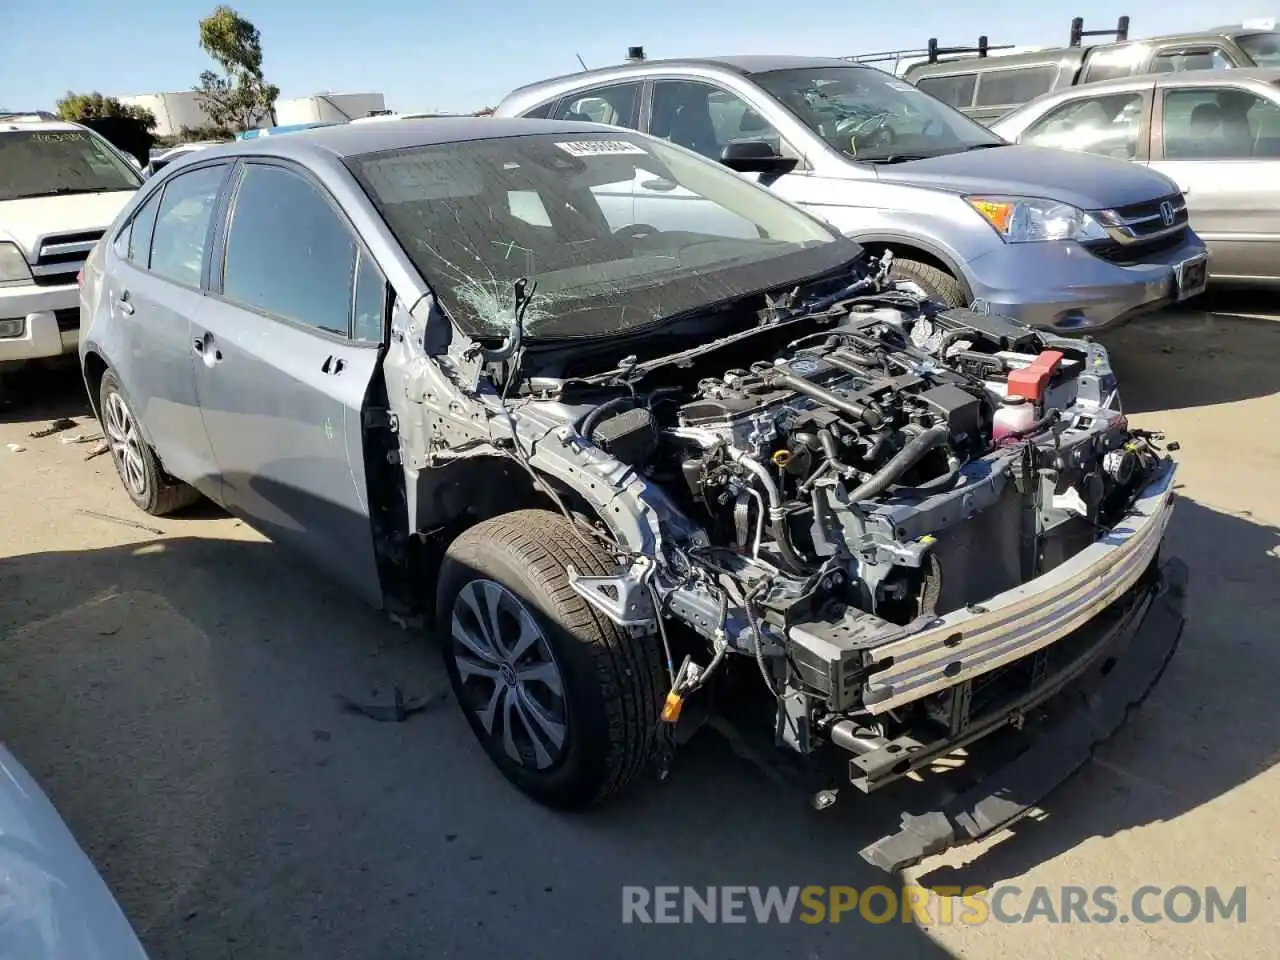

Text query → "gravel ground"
[2,291,1278,959]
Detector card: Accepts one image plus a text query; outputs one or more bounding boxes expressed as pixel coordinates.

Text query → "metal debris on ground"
[60,432,104,445]
[337,686,447,722]
[75,508,164,536]
[6,443,25,453]
[84,441,110,460]
[28,417,78,439]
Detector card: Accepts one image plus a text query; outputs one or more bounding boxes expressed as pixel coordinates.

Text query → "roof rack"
[1069,15,1130,48]
[845,36,1017,72]
[926,36,1018,64]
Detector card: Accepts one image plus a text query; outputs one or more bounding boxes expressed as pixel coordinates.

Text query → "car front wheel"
[437,509,666,808]
[98,370,201,516]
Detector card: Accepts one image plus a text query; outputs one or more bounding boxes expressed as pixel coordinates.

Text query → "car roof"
[503,55,870,99]
[1046,65,1280,93]
[0,117,84,134]
[184,116,629,164]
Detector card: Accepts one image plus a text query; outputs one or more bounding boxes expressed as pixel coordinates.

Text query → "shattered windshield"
[0,129,141,201]
[346,132,856,338]
[753,66,1004,161]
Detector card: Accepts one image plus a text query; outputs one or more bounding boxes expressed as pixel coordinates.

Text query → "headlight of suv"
[0,241,33,285]
[965,196,1109,244]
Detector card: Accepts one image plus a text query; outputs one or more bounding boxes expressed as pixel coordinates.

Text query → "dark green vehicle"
[898,17,1280,125]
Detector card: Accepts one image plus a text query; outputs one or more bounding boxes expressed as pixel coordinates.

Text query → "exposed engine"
[563,292,1171,765]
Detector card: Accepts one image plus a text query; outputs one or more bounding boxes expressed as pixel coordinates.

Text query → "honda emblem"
[1159,200,1175,227]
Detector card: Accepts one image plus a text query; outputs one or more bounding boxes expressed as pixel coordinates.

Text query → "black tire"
[437,509,666,809]
[98,370,201,516]
[890,257,968,308]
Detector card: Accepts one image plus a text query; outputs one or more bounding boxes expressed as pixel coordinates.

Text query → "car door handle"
[115,291,134,316]
[321,355,345,375]
[193,333,222,362]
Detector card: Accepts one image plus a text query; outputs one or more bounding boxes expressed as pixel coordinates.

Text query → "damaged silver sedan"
[79,119,1186,871]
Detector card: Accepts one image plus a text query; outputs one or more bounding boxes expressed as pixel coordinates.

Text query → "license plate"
[1174,254,1208,301]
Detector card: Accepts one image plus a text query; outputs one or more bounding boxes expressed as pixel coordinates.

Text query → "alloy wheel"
[450,579,569,771]
[103,390,148,498]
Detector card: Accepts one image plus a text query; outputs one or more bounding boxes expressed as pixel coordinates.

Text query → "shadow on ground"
[1105,294,1280,414]
[0,488,1276,958]
[0,363,91,425]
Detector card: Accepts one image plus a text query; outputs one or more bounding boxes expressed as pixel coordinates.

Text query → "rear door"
[1150,83,1280,279]
[101,161,230,494]
[194,160,388,607]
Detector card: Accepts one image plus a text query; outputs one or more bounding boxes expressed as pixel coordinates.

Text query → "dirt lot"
[2,293,1278,959]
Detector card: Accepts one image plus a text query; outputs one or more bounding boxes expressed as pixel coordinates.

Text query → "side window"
[1081,45,1147,84]
[550,82,641,128]
[650,80,784,161]
[915,73,977,108]
[1152,47,1234,74]
[1162,87,1280,159]
[974,66,1058,108]
[351,248,386,344]
[1021,91,1146,160]
[126,191,161,266]
[148,164,226,287]
[221,164,357,337]
[520,101,554,120]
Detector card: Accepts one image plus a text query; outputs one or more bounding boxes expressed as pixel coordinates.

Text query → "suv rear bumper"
[964,230,1209,333]
[0,282,79,367]
[858,554,1187,873]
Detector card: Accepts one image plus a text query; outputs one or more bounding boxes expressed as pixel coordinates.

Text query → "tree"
[193,5,279,132]
[56,91,157,131]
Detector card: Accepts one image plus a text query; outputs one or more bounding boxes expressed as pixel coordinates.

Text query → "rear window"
[915,73,977,108]
[1238,32,1280,67]
[974,66,1058,107]
[0,129,141,202]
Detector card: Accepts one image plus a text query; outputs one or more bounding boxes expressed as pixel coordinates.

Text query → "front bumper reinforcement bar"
[858,555,1187,873]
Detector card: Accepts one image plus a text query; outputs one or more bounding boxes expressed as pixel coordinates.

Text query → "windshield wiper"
[861,141,1008,164]
[860,154,932,164]
[11,186,133,199]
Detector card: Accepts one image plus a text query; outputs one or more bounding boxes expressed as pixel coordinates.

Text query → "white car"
[141,141,224,178]
[1,113,141,375]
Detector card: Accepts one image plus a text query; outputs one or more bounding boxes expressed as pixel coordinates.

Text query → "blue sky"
[1,0,1274,114]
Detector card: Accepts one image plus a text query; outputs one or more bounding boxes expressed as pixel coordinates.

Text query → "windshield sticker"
[31,132,89,143]
[555,140,648,158]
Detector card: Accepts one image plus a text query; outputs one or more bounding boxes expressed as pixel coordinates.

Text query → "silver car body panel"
[0,744,149,959]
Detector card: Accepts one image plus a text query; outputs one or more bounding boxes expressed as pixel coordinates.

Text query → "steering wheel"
[614,223,660,241]
[854,123,897,152]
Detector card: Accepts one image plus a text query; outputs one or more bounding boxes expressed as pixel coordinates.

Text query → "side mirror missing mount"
[719,141,799,175]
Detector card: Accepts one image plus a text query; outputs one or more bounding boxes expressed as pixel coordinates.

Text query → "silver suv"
[495,55,1210,332]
